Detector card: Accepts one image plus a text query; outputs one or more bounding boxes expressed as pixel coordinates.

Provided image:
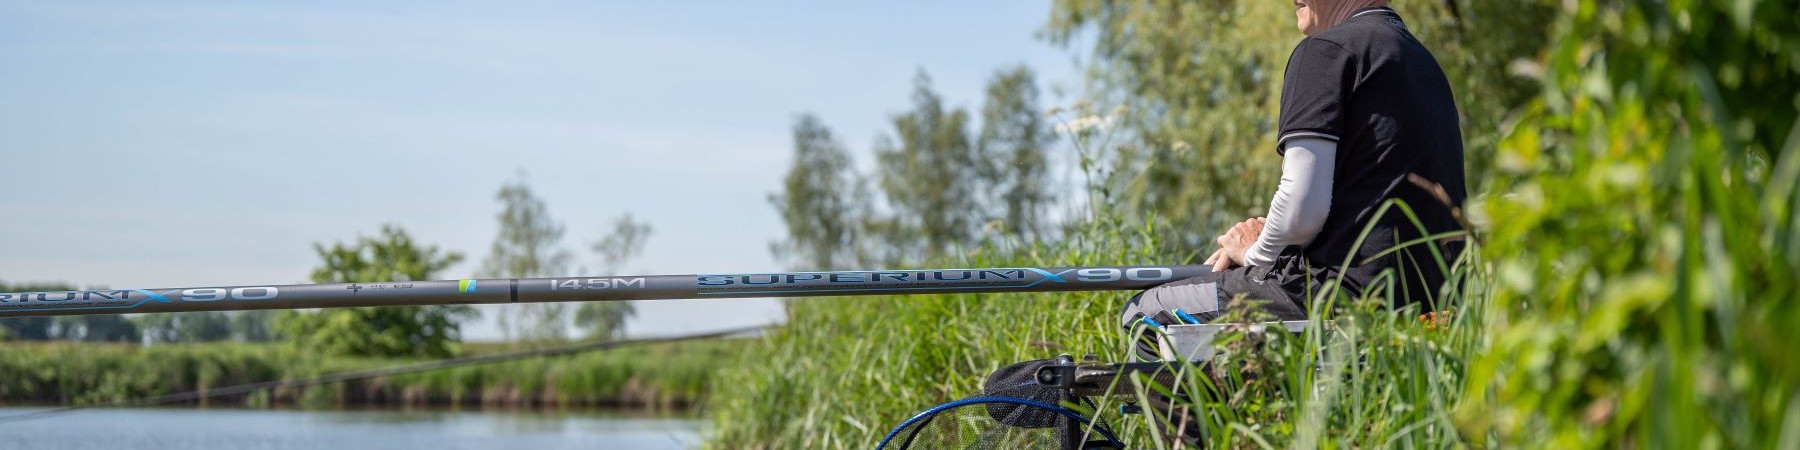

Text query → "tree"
[573,214,650,341]
[871,70,983,264]
[975,65,1057,241]
[1043,0,1297,252]
[478,179,574,343]
[769,69,1057,268]
[768,114,869,269]
[590,213,652,275]
[273,224,475,357]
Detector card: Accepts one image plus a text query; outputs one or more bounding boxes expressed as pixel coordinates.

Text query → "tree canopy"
[274,224,475,358]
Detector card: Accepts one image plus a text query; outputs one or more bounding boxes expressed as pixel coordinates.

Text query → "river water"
[0,407,704,450]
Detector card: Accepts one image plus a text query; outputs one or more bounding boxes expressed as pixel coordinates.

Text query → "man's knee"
[1119,290,1150,329]
[1118,277,1222,329]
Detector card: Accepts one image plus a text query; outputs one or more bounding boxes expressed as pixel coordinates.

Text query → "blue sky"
[0,1,1086,339]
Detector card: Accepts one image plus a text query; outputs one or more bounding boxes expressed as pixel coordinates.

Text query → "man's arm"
[1242,137,1336,266]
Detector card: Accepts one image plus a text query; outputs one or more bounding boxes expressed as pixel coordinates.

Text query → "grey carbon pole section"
[0,266,1209,317]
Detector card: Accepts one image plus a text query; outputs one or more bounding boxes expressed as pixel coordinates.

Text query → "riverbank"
[0,338,734,410]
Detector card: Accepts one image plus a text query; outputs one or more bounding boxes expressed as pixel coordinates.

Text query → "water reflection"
[0,407,704,450]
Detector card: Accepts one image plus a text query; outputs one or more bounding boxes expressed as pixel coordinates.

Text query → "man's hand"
[1203,218,1266,272]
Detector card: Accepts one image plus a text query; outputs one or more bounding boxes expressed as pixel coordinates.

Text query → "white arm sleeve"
[1243,137,1336,267]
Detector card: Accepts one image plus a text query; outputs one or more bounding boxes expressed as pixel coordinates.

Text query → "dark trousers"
[1118,263,1311,361]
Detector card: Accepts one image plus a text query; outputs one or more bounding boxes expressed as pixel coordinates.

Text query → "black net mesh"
[878,359,1121,450]
[981,359,1066,428]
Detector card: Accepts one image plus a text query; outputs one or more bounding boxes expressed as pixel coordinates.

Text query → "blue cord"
[1140,316,1166,332]
[1172,308,1203,324]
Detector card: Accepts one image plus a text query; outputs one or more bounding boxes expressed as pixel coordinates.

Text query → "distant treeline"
[0,339,728,410]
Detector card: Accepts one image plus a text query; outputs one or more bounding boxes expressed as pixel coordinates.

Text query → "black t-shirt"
[1276,7,1466,308]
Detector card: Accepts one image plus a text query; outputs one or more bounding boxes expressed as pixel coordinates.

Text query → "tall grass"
[705,215,1175,449]
[703,204,1487,448]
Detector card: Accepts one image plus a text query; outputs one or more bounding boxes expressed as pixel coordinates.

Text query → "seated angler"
[1119,0,1468,361]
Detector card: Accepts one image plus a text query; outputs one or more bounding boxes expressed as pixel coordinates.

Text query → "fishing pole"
[0,265,1208,317]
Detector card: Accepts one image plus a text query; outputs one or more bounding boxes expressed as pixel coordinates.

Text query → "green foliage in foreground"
[1464,0,1800,447]
[711,0,1800,446]
[0,339,729,410]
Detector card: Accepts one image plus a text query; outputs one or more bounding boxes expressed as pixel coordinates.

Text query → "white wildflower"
[1062,115,1111,134]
